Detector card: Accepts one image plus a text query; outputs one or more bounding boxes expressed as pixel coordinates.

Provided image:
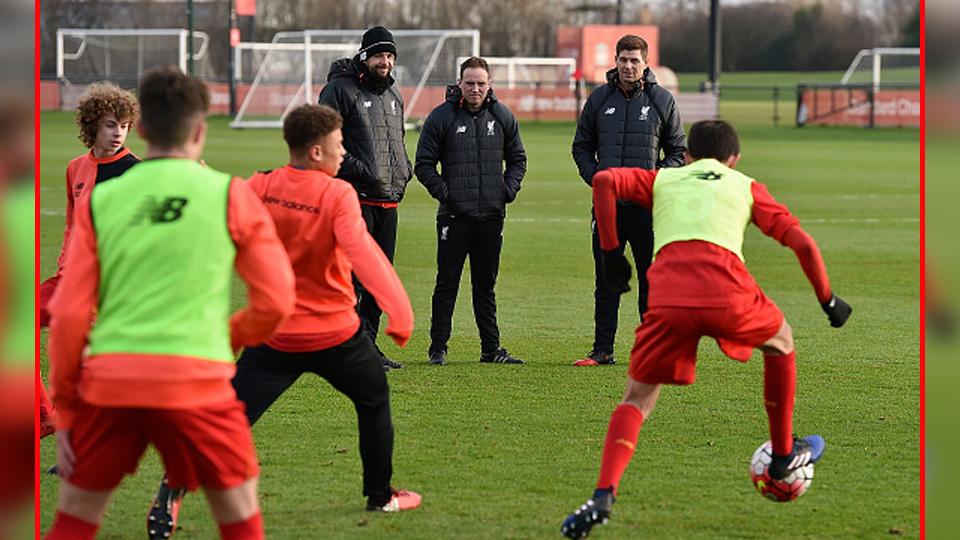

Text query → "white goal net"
[230,29,479,128]
[456,57,576,89]
[56,28,214,93]
[840,47,920,91]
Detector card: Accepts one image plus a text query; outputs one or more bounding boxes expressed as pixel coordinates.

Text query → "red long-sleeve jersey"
[247,166,414,351]
[592,167,832,307]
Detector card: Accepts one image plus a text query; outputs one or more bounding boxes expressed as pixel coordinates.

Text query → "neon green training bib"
[89,159,236,362]
[652,159,754,261]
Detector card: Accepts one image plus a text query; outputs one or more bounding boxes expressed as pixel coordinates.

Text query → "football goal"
[56,28,213,86]
[230,29,479,128]
[456,56,577,89]
[839,47,920,91]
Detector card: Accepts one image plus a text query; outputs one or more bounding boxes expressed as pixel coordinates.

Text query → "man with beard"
[319,26,413,371]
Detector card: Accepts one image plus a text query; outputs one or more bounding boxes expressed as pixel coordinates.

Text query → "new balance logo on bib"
[129,196,189,225]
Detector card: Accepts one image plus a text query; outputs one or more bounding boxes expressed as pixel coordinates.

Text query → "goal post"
[839,47,920,91]
[230,29,480,129]
[55,28,214,110]
[455,56,577,89]
[56,28,212,84]
[797,47,920,128]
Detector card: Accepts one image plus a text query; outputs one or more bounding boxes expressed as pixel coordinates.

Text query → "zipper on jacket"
[381,93,397,200]
[475,113,483,217]
[620,94,630,163]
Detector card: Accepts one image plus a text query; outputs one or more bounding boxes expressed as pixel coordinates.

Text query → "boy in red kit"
[561,120,852,538]
[40,82,140,328]
[38,82,140,437]
[44,67,296,540]
[147,103,419,540]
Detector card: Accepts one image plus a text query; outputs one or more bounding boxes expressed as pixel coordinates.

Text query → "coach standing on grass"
[571,34,687,367]
[415,56,527,366]
[319,26,412,370]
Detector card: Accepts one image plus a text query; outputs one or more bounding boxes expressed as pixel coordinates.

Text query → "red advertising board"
[798,87,920,128]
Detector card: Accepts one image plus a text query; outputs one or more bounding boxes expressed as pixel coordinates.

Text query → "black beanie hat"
[358,26,398,60]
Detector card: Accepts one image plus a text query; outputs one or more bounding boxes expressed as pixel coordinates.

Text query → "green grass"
[39,104,920,538]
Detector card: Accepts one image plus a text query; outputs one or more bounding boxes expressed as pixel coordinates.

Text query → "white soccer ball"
[749,440,814,502]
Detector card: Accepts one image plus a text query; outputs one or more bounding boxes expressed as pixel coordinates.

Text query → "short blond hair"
[75,82,140,148]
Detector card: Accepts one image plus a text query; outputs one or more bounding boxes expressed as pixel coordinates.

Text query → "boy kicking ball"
[561,119,851,538]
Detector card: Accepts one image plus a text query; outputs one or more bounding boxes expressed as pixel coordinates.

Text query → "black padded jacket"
[571,67,686,186]
[318,58,413,202]
[415,85,527,220]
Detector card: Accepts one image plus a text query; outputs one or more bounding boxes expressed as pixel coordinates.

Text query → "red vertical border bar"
[918,0,926,538]
[34,0,42,538]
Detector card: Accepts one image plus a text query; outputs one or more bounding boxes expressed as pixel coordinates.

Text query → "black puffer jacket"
[571,67,686,185]
[415,86,527,220]
[318,58,413,202]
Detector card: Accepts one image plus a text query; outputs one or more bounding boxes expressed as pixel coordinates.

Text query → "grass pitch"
[39,101,919,538]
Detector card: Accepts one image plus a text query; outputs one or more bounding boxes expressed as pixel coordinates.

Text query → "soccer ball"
[749,441,814,502]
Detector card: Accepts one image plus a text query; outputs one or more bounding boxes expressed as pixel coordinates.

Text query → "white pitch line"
[802,217,919,224]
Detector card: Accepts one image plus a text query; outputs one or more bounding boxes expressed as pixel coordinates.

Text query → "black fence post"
[772,86,779,127]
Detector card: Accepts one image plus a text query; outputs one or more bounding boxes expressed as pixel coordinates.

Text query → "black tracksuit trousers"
[232,330,395,506]
[429,218,504,355]
[355,204,398,344]
[591,203,653,355]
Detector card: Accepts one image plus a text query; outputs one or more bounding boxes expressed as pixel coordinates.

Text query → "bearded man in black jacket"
[415,56,527,366]
[319,26,413,370]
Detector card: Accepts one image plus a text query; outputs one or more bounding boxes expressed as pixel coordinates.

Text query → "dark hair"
[137,66,210,148]
[687,120,741,161]
[616,35,648,61]
[75,82,139,148]
[459,56,490,78]
[283,104,342,154]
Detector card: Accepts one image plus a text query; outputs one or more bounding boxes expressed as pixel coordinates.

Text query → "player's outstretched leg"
[147,477,186,540]
[561,379,660,538]
[768,435,826,480]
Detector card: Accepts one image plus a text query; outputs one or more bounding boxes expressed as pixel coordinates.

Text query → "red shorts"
[629,293,784,385]
[66,399,258,491]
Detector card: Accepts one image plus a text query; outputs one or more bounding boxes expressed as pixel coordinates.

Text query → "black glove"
[821,294,852,328]
[600,250,632,294]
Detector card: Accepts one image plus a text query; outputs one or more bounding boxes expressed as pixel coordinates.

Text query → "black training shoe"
[573,350,615,367]
[382,356,404,370]
[375,343,403,370]
[768,435,826,480]
[479,348,525,364]
[561,488,615,539]
[147,478,187,540]
[428,349,447,366]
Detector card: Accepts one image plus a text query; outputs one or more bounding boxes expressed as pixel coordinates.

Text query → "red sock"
[763,351,797,456]
[43,511,99,540]
[218,511,264,540]
[596,403,645,493]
